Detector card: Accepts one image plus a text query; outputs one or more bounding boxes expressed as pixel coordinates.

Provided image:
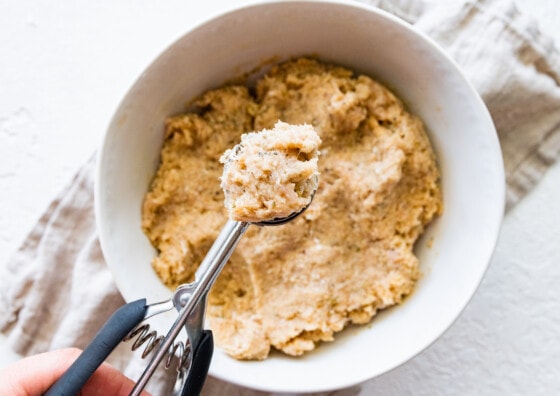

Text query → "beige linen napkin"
[2,0,560,394]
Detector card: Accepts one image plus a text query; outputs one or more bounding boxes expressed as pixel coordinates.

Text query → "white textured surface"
[1,0,559,395]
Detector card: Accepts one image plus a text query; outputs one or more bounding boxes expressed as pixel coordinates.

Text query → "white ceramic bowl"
[95,0,505,393]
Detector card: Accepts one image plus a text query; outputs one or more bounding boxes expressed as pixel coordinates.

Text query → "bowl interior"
[95,0,504,393]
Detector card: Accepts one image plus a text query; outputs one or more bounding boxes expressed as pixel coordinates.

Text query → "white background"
[1,0,559,394]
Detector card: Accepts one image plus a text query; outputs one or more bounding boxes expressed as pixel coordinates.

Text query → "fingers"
[0,348,81,396]
[0,348,150,396]
[81,356,144,396]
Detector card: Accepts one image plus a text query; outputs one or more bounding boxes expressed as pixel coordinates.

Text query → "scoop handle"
[181,330,214,396]
[45,298,147,396]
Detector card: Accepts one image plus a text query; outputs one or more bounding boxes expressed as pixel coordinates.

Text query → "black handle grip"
[181,330,214,396]
[45,298,147,396]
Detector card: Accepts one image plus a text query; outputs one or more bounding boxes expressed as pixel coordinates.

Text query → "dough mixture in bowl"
[142,58,442,360]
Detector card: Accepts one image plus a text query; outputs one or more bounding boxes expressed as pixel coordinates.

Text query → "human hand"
[0,348,150,396]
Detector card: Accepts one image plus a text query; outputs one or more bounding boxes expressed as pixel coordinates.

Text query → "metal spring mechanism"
[123,323,192,371]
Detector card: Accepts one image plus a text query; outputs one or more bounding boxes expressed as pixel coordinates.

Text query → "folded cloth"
[1,0,560,395]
